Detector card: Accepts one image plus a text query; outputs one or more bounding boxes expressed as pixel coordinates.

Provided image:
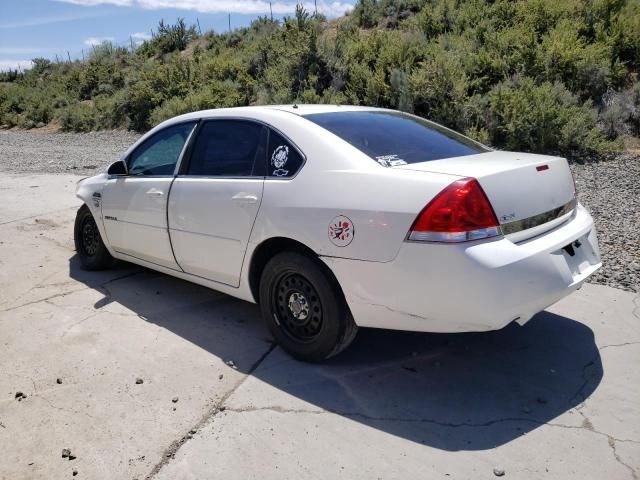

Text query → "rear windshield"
[304,111,489,166]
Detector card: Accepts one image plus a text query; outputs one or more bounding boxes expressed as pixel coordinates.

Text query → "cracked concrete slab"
[158,408,638,480]
[0,174,273,479]
[1,174,639,480]
[154,286,640,480]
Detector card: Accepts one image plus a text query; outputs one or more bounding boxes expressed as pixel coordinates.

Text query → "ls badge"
[328,215,354,247]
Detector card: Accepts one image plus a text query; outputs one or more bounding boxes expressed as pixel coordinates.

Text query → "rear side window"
[304,111,489,166]
[267,130,304,178]
[187,120,266,176]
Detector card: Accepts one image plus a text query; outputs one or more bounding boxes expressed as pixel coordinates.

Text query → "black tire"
[259,252,358,362]
[74,204,114,270]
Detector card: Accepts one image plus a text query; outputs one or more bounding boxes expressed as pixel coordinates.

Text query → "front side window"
[128,122,196,175]
[267,130,304,178]
[304,111,489,166]
[187,120,266,176]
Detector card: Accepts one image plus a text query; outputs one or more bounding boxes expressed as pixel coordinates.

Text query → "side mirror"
[107,160,128,176]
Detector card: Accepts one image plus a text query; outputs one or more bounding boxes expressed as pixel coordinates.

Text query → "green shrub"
[58,102,97,132]
[123,81,163,131]
[353,0,382,28]
[464,125,491,146]
[149,82,244,126]
[599,82,640,138]
[31,58,51,75]
[0,0,636,157]
[481,78,618,156]
[137,18,199,57]
[538,19,622,99]
[409,47,468,129]
[606,1,640,70]
[95,89,129,129]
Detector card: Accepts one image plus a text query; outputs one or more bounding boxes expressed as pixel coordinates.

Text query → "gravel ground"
[0,129,637,292]
[0,129,141,175]
[570,153,640,292]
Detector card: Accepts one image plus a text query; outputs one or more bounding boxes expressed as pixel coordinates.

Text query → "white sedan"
[75,105,602,361]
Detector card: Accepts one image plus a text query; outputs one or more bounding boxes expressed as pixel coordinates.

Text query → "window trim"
[123,120,198,178]
[176,116,307,180]
[173,121,200,176]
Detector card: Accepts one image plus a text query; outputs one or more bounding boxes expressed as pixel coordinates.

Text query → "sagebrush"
[1,0,639,158]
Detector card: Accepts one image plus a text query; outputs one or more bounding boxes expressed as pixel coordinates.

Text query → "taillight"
[408,177,502,243]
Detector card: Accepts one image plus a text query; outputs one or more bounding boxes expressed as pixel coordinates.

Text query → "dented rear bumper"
[322,204,601,333]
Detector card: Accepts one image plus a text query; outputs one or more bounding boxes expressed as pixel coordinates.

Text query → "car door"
[101,121,196,270]
[168,119,267,286]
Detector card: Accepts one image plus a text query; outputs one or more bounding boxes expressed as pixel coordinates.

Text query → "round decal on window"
[328,215,354,247]
[271,145,289,177]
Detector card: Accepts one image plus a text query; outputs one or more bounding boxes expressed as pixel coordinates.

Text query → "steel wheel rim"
[81,215,99,257]
[272,272,323,343]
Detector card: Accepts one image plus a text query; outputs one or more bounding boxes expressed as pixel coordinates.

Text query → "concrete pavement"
[0,174,638,479]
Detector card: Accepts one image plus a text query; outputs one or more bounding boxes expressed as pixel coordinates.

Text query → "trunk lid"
[396,151,576,238]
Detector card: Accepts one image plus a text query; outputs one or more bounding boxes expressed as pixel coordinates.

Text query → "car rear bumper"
[322,203,601,333]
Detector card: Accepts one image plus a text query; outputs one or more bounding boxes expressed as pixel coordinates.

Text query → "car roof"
[165,104,386,124]
[266,104,385,116]
[128,105,393,161]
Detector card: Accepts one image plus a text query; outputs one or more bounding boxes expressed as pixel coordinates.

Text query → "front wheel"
[259,252,357,362]
[74,204,114,270]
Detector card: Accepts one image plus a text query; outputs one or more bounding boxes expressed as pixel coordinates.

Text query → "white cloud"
[0,47,45,55]
[0,60,33,72]
[131,32,152,40]
[0,11,103,29]
[84,36,115,46]
[57,0,353,18]
[57,0,133,5]
[130,31,152,45]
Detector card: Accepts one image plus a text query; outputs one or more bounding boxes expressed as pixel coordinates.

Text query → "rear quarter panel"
[248,112,460,262]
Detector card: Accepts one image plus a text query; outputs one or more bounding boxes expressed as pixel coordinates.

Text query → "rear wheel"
[259,252,357,362]
[74,204,114,270]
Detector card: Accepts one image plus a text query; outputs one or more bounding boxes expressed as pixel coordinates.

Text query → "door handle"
[232,193,258,204]
[145,188,164,196]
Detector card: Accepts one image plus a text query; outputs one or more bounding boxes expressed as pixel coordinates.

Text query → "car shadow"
[69,256,603,452]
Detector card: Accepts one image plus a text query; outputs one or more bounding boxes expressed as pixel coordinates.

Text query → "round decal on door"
[328,215,354,247]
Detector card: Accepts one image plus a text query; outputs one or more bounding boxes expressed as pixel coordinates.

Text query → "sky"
[0,0,356,71]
